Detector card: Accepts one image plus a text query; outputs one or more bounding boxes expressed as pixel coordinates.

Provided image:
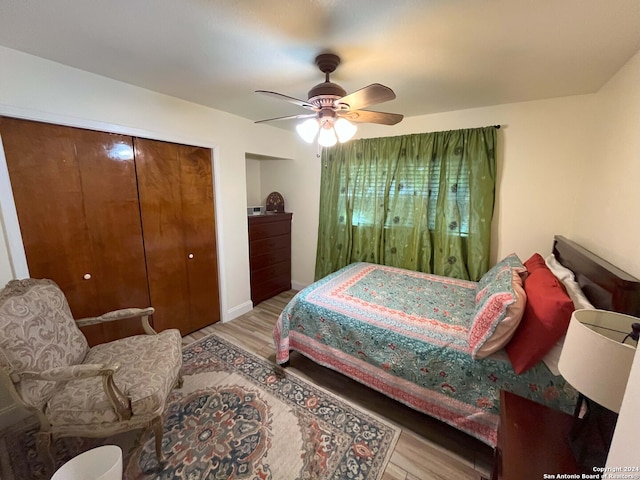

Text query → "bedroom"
[0,0,639,478]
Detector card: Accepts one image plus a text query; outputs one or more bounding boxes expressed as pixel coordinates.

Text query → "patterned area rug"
[0,333,399,479]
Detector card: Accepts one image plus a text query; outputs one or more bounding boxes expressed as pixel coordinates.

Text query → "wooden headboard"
[553,235,640,317]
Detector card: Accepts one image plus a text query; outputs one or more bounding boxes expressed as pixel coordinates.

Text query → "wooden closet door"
[134,138,220,334]
[0,117,150,345]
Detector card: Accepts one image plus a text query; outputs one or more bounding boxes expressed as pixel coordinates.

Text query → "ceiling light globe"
[318,125,337,147]
[334,118,357,143]
[296,118,320,143]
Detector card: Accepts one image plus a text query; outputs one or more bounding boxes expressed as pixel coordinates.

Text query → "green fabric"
[315,126,497,281]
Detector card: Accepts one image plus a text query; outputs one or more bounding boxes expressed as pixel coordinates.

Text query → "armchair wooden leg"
[151,416,165,464]
[35,431,54,473]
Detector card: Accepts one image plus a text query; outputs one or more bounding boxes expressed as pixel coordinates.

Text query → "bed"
[273,236,640,446]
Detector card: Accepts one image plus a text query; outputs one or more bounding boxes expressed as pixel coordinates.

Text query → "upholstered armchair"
[0,278,183,470]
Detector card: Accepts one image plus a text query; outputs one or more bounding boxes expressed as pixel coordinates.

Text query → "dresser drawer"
[248,215,291,240]
[250,261,291,305]
[250,234,290,256]
[250,245,291,271]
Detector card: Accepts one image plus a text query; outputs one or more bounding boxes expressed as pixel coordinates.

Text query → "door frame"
[0,105,227,321]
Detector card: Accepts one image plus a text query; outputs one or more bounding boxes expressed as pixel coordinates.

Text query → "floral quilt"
[273,262,577,446]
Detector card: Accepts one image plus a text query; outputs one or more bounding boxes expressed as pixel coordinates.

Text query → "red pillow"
[505,253,575,374]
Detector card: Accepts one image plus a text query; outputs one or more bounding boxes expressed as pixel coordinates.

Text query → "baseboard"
[291,281,307,291]
[224,300,253,323]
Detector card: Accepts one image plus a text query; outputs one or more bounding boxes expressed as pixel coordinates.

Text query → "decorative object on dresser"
[558,309,638,472]
[265,191,285,212]
[247,205,266,216]
[493,390,579,480]
[248,212,292,305]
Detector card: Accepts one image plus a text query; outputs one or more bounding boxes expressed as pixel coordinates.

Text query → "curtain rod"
[494,125,501,129]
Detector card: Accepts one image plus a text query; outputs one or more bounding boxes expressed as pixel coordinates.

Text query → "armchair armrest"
[76,307,156,335]
[20,363,121,382]
[21,363,132,421]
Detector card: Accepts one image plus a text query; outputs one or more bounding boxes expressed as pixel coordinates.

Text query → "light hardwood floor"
[183,290,494,480]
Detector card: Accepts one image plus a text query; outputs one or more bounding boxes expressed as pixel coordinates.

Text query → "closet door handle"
[83,273,92,280]
[188,253,194,259]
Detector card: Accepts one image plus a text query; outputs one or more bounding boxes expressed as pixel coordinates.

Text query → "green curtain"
[314,126,497,281]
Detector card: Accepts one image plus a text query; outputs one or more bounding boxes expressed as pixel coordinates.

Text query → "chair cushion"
[46,329,182,426]
[0,279,89,409]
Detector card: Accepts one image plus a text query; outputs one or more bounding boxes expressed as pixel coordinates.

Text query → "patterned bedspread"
[273,262,577,446]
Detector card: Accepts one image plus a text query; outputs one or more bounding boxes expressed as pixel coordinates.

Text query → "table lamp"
[558,309,638,471]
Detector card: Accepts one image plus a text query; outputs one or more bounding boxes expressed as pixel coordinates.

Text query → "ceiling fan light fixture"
[334,118,357,143]
[318,121,338,147]
[256,52,402,151]
[296,118,320,143]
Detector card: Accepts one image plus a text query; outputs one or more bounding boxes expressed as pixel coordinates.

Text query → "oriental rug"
[0,333,399,479]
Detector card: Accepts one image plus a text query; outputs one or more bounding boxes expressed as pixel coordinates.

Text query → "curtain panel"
[315,126,497,281]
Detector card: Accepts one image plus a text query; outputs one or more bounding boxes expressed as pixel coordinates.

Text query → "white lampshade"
[317,123,338,147]
[296,116,356,147]
[334,118,357,143]
[558,309,637,413]
[296,118,320,143]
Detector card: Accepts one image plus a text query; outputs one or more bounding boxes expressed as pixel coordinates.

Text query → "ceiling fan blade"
[255,90,317,110]
[339,109,403,125]
[255,113,316,124]
[335,83,396,111]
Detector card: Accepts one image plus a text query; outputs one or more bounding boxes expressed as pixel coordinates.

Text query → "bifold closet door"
[134,138,221,335]
[0,117,151,345]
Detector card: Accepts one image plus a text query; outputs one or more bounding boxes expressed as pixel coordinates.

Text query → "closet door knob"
[83,273,92,280]
[188,253,194,259]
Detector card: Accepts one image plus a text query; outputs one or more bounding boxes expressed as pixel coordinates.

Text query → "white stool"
[51,445,123,480]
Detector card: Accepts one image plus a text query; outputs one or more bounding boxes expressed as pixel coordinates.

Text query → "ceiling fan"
[255,53,403,147]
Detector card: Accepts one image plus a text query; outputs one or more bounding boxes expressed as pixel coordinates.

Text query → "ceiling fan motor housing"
[308,53,347,106]
[307,82,347,103]
[255,51,403,127]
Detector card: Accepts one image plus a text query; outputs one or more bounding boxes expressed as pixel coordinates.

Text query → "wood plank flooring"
[183,290,494,480]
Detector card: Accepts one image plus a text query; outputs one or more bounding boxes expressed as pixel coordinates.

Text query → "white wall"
[607,346,640,469]
[245,158,263,207]
[588,50,640,467]
[259,155,322,290]
[571,50,640,278]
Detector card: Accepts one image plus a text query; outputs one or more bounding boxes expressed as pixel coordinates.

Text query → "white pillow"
[541,254,595,375]
[544,253,594,309]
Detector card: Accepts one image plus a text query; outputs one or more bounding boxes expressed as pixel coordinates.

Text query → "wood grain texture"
[0,117,149,345]
[183,290,492,480]
[553,235,640,316]
[495,391,579,480]
[134,138,220,335]
[248,213,292,305]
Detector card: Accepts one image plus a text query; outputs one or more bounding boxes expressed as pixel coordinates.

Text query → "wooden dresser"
[248,213,292,305]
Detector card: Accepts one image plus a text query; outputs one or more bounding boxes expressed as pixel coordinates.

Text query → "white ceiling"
[0,0,638,125]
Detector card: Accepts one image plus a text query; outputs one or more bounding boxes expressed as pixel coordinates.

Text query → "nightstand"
[493,390,580,480]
